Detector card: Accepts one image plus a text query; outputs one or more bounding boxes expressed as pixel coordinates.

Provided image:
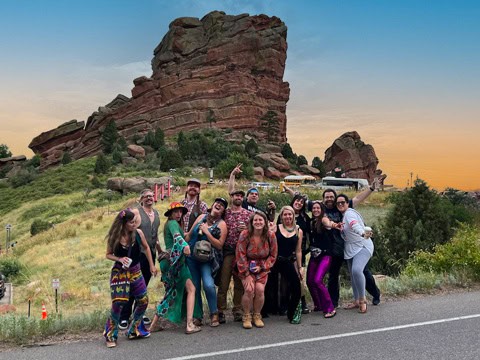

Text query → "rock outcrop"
[107,176,173,194]
[29,11,290,168]
[0,155,27,170]
[323,131,379,182]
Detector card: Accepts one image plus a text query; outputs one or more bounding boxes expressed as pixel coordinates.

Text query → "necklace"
[144,207,154,218]
[284,225,296,233]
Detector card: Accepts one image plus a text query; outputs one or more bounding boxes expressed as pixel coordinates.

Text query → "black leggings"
[264,259,301,321]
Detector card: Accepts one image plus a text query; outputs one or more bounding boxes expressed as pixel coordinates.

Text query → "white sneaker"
[118,320,129,330]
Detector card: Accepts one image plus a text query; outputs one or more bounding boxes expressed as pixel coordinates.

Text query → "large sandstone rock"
[127,145,146,159]
[255,153,290,171]
[29,11,290,168]
[299,164,320,176]
[264,166,282,180]
[107,176,173,194]
[323,131,379,182]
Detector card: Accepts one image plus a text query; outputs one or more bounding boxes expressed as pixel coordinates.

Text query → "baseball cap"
[230,189,245,197]
[187,178,201,187]
[247,187,259,195]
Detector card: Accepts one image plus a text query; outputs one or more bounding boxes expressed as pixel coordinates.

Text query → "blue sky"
[1,0,479,189]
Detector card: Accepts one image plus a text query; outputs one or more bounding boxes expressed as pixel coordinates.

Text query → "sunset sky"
[0,1,479,190]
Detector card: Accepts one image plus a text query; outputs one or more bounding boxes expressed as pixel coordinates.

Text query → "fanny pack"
[193,240,212,262]
[310,247,325,258]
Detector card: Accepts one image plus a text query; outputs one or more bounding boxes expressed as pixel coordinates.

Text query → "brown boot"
[252,313,264,328]
[242,313,252,329]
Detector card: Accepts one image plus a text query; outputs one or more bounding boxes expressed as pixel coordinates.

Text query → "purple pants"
[307,255,334,313]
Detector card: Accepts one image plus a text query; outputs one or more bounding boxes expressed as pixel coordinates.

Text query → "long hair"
[311,201,326,234]
[247,211,269,242]
[164,208,185,236]
[105,209,135,254]
[290,194,306,215]
[278,205,297,228]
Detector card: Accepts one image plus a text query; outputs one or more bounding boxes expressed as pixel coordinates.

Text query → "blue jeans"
[187,258,217,317]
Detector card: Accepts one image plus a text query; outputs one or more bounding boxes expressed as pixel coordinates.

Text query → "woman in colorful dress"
[307,201,337,318]
[104,208,157,348]
[186,197,228,327]
[236,211,277,329]
[149,202,201,334]
[265,206,303,323]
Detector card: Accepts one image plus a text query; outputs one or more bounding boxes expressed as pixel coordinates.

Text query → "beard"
[233,198,242,206]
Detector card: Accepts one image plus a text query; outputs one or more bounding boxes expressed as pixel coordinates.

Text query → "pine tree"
[101,120,119,154]
[94,153,111,174]
[61,151,72,165]
[0,144,12,159]
[260,110,280,143]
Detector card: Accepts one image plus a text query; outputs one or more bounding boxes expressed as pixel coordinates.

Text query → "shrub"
[215,152,254,179]
[404,224,480,281]
[9,169,37,188]
[0,258,25,280]
[160,150,184,171]
[375,179,455,275]
[30,219,52,236]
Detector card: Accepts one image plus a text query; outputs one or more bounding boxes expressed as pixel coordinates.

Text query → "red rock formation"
[323,131,379,183]
[29,11,290,168]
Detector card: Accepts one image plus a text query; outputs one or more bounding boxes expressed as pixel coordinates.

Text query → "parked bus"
[315,176,369,191]
[283,175,317,188]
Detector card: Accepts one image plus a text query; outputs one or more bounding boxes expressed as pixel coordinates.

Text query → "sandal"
[106,341,116,348]
[185,322,202,334]
[359,300,368,314]
[343,302,359,310]
[324,310,336,319]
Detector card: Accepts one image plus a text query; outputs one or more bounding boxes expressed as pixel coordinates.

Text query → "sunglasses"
[336,201,346,206]
[143,195,154,199]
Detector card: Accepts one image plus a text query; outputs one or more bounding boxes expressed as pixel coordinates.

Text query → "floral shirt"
[224,208,251,251]
[235,230,277,281]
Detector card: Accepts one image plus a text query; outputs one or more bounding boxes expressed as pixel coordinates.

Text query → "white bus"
[315,176,369,191]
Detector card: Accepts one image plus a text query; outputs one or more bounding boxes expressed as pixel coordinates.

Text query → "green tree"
[101,120,119,154]
[0,144,12,159]
[94,153,111,174]
[154,128,165,149]
[312,156,326,177]
[260,110,280,143]
[296,155,308,166]
[375,179,455,275]
[111,148,123,164]
[160,150,184,171]
[206,109,216,128]
[281,143,297,162]
[215,152,254,179]
[61,151,72,165]
[245,138,259,158]
[28,154,41,168]
[143,130,156,147]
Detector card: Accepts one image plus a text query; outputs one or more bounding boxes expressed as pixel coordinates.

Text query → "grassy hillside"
[0,156,395,318]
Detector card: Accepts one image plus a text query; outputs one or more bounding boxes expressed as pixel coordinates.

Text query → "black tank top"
[275,227,298,258]
[114,232,142,266]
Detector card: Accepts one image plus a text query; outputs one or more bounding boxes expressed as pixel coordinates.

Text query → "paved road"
[1,290,480,360]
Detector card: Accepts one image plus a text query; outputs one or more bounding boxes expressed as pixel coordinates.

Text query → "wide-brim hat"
[164,202,188,217]
[230,189,245,197]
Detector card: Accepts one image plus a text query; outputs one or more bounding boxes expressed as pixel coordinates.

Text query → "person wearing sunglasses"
[336,194,374,314]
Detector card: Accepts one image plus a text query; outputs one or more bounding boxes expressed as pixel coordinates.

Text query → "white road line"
[164,314,480,360]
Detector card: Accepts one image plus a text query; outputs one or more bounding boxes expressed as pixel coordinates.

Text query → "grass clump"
[0,310,107,345]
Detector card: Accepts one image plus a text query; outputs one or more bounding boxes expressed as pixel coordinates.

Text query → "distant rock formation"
[29,11,290,169]
[323,131,379,182]
[0,155,27,170]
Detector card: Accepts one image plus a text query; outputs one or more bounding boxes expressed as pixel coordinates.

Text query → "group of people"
[103,167,383,348]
